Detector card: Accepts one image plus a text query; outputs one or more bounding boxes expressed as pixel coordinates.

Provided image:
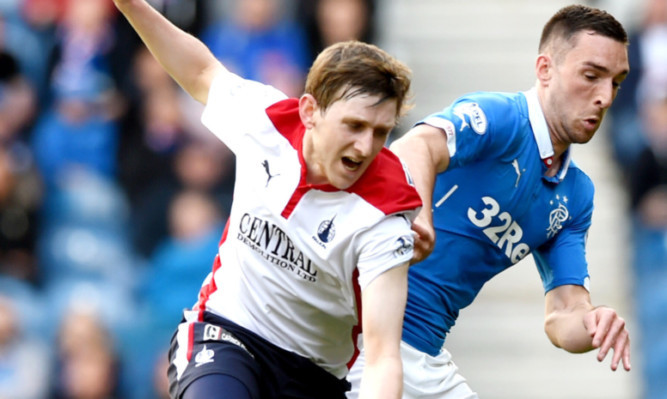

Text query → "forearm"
[544,302,595,353]
[113,0,222,103]
[359,356,403,399]
[359,264,408,398]
[390,133,438,216]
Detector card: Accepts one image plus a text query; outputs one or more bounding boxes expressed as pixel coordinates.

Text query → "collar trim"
[523,88,571,181]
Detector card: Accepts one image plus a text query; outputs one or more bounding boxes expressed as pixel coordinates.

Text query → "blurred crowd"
[1,0,666,398]
[606,0,667,398]
[0,0,375,398]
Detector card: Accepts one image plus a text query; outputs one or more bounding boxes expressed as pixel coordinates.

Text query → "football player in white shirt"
[112,1,424,398]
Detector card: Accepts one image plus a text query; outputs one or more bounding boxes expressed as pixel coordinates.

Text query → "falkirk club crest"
[546,194,570,239]
[317,215,336,243]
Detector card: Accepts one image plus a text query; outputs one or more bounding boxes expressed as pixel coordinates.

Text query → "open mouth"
[583,118,598,130]
[342,156,362,171]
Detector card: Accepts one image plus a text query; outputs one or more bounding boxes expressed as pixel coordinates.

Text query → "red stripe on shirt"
[186,322,195,362]
[347,268,363,369]
[194,218,231,315]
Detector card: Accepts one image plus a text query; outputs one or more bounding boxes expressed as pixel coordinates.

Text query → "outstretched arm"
[358,264,409,399]
[389,124,451,263]
[544,284,631,371]
[113,0,224,104]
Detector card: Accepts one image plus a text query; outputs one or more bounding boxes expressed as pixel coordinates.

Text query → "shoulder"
[347,148,422,216]
[427,91,525,137]
[455,91,524,123]
[568,160,594,188]
[566,161,595,210]
[265,98,303,147]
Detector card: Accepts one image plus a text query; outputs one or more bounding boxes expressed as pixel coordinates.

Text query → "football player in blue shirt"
[347,4,632,398]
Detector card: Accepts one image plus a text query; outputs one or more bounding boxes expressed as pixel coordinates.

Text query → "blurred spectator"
[0,0,63,104]
[200,0,309,97]
[608,0,667,174]
[150,350,170,399]
[630,91,667,228]
[0,49,37,142]
[31,0,123,190]
[130,138,234,258]
[0,43,42,285]
[296,0,376,62]
[142,188,225,334]
[51,305,122,399]
[0,294,51,399]
[627,81,667,398]
[0,145,42,284]
[45,0,123,109]
[30,80,119,189]
[117,46,184,208]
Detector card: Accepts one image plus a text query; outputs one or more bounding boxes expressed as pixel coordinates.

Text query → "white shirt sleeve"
[356,214,414,290]
[200,70,288,153]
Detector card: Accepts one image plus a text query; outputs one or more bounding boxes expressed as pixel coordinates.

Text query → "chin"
[333,180,354,190]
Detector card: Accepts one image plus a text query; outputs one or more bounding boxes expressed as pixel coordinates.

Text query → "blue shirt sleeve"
[533,171,594,293]
[419,92,523,169]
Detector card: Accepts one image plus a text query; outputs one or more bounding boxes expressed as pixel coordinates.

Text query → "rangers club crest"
[546,195,570,239]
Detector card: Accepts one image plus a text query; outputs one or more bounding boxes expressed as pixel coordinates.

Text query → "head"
[641,0,667,27]
[536,5,629,151]
[300,41,412,189]
[316,0,370,46]
[235,0,280,31]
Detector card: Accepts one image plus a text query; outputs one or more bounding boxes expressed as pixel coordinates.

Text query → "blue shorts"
[167,311,351,399]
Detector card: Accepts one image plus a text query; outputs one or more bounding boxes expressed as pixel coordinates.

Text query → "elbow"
[544,314,591,354]
[544,315,562,349]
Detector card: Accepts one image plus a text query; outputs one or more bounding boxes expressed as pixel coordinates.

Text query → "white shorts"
[346,339,478,399]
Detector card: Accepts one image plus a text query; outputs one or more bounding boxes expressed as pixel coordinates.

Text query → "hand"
[410,214,435,264]
[583,306,631,371]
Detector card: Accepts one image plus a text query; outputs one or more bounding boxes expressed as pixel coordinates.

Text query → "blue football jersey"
[402,88,594,356]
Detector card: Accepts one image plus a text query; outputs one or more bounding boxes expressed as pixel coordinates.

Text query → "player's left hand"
[583,306,631,371]
[410,216,435,264]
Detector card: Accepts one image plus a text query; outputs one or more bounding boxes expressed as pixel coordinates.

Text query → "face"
[300,92,398,190]
[539,31,629,148]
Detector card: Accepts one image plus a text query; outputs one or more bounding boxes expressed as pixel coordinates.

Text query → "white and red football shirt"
[188,70,421,378]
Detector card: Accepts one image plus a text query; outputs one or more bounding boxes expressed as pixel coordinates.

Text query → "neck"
[535,85,570,164]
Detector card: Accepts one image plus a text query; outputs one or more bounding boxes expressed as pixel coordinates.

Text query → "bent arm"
[389,124,450,263]
[544,284,631,371]
[358,263,409,399]
[113,0,224,104]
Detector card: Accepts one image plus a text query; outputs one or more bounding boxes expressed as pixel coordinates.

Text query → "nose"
[353,129,375,157]
[595,81,615,109]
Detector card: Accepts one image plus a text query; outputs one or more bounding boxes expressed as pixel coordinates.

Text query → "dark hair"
[304,40,413,119]
[538,4,628,52]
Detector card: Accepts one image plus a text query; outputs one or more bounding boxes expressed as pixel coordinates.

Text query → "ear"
[536,54,552,86]
[299,94,318,129]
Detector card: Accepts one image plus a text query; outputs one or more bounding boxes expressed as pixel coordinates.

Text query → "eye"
[584,73,597,81]
[374,128,391,138]
[345,121,362,131]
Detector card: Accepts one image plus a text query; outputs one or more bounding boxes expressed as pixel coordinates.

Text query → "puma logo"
[512,159,523,187]
[262,160,280,187]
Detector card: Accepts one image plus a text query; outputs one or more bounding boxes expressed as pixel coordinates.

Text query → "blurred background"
[0,0,663,398]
